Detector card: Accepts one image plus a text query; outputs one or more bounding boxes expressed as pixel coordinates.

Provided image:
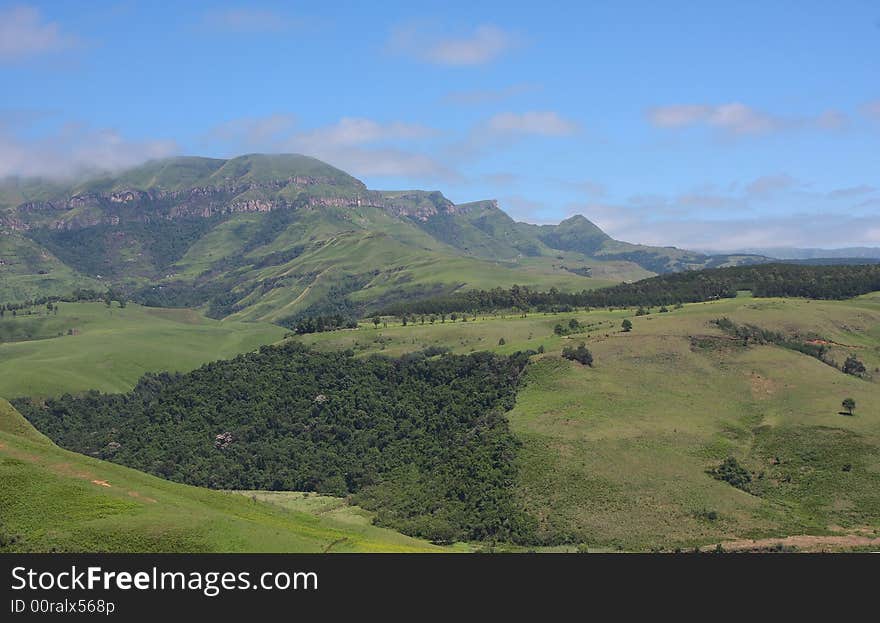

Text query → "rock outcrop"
[3,181,464,231]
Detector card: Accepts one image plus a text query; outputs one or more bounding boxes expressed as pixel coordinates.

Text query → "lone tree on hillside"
[621,319,632,332]
[842,397,856,416]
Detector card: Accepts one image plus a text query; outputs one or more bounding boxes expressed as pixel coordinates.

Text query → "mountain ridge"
[0,154,768,320]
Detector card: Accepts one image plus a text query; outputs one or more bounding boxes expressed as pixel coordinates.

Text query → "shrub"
[708,456,751,491]
[843,355,866,377]
[562,343,593,366]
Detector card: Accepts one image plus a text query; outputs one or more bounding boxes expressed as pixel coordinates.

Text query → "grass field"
[0,302,286,397]
[0,398,450,553]
[295,293,880,551]
[5,294,880,551]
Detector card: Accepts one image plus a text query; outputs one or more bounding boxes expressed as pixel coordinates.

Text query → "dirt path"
[805,338,863,349]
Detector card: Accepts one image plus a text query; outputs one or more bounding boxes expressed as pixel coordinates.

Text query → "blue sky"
[1,1,879,250]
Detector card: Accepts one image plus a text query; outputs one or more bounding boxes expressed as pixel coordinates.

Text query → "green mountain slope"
[1,154,768,321]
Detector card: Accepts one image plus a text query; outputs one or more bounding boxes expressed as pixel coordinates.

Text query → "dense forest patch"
[13,344,536,543]
[29,217,223,278]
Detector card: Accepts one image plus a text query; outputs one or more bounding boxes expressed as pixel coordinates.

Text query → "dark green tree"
[842,355,866,377]
[562,343,593,366]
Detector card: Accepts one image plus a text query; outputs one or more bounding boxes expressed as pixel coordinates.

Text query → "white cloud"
[208,111,579,180]
[208,114,297,144]
[0,121,178,178]
[300,146,447,178]
[647,103,847,136]
[485,111,579,136]
[389,24,518,66]
[0,5,78,62]
[201,8,299,33]
[555,176,880,250]
[647,103,781,135]
[446,111,580,162]
[293,117,436,148]
[565,200,880,250]
[745,174,798,196]
[205,115,450,179]
[646,105,711,128]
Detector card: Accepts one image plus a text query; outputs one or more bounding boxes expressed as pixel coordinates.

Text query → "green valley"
[3,154,879,554]
[4,291,880,552]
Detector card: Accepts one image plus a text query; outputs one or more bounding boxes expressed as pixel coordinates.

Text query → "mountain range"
[0,153,766,324]
[719,247,880,260]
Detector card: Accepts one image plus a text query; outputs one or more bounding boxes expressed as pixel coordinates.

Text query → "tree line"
[0,288,107,315]
[381,264,880,316]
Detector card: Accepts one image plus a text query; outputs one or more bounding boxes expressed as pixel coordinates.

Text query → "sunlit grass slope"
[0,302,286,397]
[296,293,880,550]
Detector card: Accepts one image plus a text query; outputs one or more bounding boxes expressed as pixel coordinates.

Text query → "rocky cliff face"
[2,179,465,231]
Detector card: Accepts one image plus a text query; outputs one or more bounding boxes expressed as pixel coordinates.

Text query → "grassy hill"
[6,293,880,551]
[0,398,450,553]
[0,302,286,397]
[294,293,880,551]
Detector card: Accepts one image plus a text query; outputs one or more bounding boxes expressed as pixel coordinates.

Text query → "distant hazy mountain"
[705,247,880,260]
[0,154,768,322]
